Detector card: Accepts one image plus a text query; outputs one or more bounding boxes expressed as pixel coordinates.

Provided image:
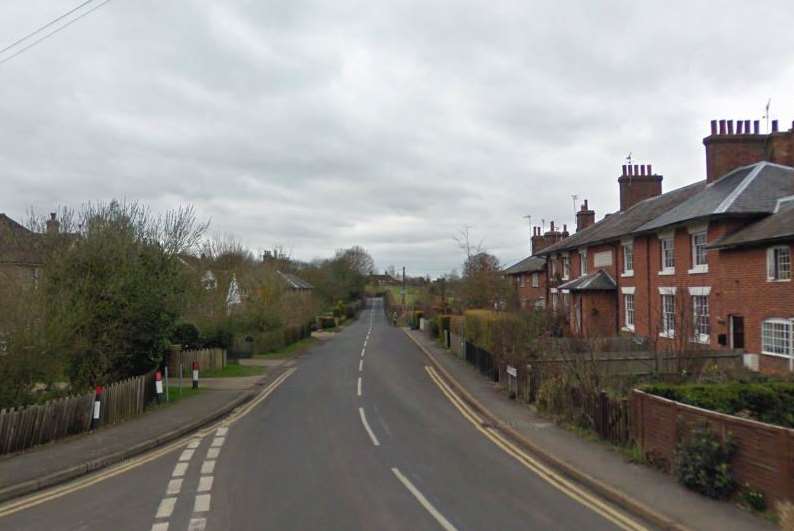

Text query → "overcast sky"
[2,1,794,276]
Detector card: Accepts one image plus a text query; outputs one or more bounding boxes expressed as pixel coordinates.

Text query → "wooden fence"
[632,389,794,504]
[167,348,226,376]
[0,371,157,456]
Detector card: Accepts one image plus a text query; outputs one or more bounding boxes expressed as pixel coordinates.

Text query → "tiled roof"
[503,255,545,275]
[638,162,794,232]
[557,270,616,291]
[708,200,794,249]
[0,213,45,265]
[277,271,314,290]
[538,181,706,255]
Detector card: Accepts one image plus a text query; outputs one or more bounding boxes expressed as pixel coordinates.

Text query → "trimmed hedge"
[642,382,794,428]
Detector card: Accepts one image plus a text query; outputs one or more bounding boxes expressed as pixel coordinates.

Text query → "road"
[0,299,646,530]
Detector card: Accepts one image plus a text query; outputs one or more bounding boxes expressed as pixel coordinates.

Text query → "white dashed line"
[188,518,207,531]
[206,447,220,459]
[358,407,380,446]
[201,461,216,475]
[359,359,363,372]
[156,497,177,519]
[357,377,362,397]
[166,479,182,495]
[179,449,195,461]
[172,462,188,477]
[187,439,201,449]
[197,476,214,493]
[392,468,458,531]
[210,437,225,448]
[216,427,228,436]
[151,522,169,531]
[194,493,211,513]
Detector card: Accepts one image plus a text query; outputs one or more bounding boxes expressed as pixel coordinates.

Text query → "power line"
[0,0,113,66]
[0,0,95,56]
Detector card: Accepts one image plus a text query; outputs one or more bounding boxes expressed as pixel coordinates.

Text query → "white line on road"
[187,439,201,449]
[179,449,195,461]
[206,447,220,459]
[197,476,214,493]
[166,479,182,495]
[194,493,211,513]
[359,359,363,372]
[210,437,225,448]
[391,468,458,531]
[361,348,366,357]
[172,462,188,477]
[187,518,207,531]
[201,460,216,474]
[151,523,169,531]
[357,377,362,397]
[358,407,380,446]
[155,497,177,519]
[216,427,228,436]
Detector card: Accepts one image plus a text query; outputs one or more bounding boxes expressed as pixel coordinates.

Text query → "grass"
[254,336,318,359]
[200,361,265,378]
[147,385,201,408]
[384,285,424,306]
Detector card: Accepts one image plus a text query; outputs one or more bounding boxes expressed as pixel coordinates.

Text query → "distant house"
[277,270,314,292]
[369,272,398,286]
[503,255,547,310]
[0,212,65,289]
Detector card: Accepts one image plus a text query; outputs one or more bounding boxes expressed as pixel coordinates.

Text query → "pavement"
[405,328,773,531]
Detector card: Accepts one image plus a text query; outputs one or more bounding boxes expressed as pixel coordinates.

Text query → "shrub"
[171,323,200,349]
[778,501,794,531]
[319,316,336,329]
[675,424,737,499]
[739,486,766,512]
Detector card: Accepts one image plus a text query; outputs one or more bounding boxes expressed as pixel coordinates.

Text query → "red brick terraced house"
[535,119,794,373]
[504,222,569,311]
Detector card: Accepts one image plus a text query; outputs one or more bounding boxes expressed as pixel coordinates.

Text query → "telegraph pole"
[401,266,406,307]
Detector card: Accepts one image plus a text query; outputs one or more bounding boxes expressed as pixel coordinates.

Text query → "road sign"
[506,365,517,377]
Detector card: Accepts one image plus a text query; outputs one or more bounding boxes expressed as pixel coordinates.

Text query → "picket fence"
[167,348,226,376]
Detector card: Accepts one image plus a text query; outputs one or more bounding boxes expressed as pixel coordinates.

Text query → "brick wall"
[511,271,547,310]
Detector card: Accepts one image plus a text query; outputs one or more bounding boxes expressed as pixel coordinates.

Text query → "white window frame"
[659,231,675,275]
[761,318,793,358]
[623,289,635,332]
[689,225,708,274]
[691,294,710,344]
[519,274,526,288]
[531,272,539,288]
[767,245,791,282]
[579,249,588,276]
[562,254,570,280]
[658,287,676,338]
[622,239,634,277]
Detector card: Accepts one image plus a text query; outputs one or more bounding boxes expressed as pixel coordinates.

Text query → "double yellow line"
[424,365,647,531]
[0,367,296,518]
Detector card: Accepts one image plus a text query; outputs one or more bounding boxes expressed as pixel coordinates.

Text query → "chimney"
[531,226,547,254]
[562,224,569,238]
[46,212,60,235]
[618,163,662,211]
[576,199,595,232]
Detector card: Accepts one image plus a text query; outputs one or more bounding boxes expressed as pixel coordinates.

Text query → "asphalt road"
[0,299,637,530]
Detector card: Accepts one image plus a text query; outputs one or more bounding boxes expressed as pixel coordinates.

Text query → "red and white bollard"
[192,361,199,390]
[92,385,103,429]
[155,370,164,404]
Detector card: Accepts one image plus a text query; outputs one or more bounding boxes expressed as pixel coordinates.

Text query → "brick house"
[536,119,794,372]
[0,212,63,289]
[504,222,569,311]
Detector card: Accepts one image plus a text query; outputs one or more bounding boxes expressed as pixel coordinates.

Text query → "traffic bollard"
[92,385,103,429]
[192,361,199,389]
[155,370,164,404]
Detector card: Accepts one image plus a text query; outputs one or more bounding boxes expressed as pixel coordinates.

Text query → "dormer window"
[767,246,791,281]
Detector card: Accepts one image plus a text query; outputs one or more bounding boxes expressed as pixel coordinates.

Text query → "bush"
[171,323,200,349]
[675,424,737,499]
[739,486,767,512]
[319,316,336,329]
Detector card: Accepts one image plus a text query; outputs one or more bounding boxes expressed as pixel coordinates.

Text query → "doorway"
[730,315,745,350]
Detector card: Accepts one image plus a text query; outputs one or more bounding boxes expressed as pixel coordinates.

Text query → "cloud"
[2,0,794,275]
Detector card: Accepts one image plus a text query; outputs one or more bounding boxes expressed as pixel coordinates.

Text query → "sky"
[2,1,794,277]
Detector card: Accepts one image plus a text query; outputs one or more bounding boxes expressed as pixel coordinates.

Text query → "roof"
[638,162,794,232]
[0,213,45,265]
[538,180,706,255]
[557,270,616,291]
[277,271,313,290]
[708,200,794,249]
[503,255,546,275]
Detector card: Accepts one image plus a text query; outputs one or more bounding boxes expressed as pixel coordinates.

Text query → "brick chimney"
[618,164,662,211]
[46,212,60,235]
[531,226,547,254]
[576,199,595,232]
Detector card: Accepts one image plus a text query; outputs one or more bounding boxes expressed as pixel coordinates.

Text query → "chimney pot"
[633,164,639,175]
[50,212,56,220]
[550,221,555,231]
[719,119,726,134]
[745,119,751,133]
[621,164,627,176]
[640,165,646,176]
[736,120,743,134]
[753,120,760,134]
[727,120,734,135]
[710,120,717,135]
[647,164,652,174]
[772,119,779,133]
[563,224,567,232]
[584,199,588,209]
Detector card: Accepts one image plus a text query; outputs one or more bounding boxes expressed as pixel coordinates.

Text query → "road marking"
[201,461,216,475]
[216,427,228,436]
[188,517,207,531]
[358,359,363,372]
[206,447,220,459]
[194,494,211,513]
[179,449,195,461]
[172,462,188,477]
[357,377,362,397]
[210,437,225,448]
[358,407,380,446]
[391,468,457,531]
[0,368,296,519]
[424,366,646,531]
[151,523,169,531]
[187,439,201,449]
[166,479,182,495]
[156,497,177,518]
[197,476,214,493]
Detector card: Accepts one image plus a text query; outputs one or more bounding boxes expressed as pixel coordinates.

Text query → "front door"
[730,315,745,350]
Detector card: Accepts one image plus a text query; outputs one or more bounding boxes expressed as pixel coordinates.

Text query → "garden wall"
[632,389,794,504]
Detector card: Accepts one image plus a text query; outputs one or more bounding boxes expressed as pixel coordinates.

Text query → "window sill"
[658,331,675,339]
[688,266,708,274]
[658,269,675,276]
[767,278,791,283]
[761,351,794,359]
[622,326,635,333]
[621,271,634,278]
[690,335,710,344]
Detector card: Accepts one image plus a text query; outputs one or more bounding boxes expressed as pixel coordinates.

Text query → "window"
[519,275,526,288]
[562,255,570,280]
[691,231,707,270]
[531,272,539,288]
[579,249,588,276]
[661,294,675,337]
[767,246,791,281]
[661,236,675,272]
[622,242,634,275]
[624,294,635,330]
[762,319,792,357]
[692,295,709,343]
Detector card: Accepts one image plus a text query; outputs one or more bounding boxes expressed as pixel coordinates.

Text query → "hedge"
[642,382,794,428]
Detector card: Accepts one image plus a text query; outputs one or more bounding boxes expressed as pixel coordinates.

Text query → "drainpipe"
[613,242,620,335]
[645,235,653,346]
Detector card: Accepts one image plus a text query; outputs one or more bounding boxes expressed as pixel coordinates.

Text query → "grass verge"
[255,336,319,359]
[200,361,266,378]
